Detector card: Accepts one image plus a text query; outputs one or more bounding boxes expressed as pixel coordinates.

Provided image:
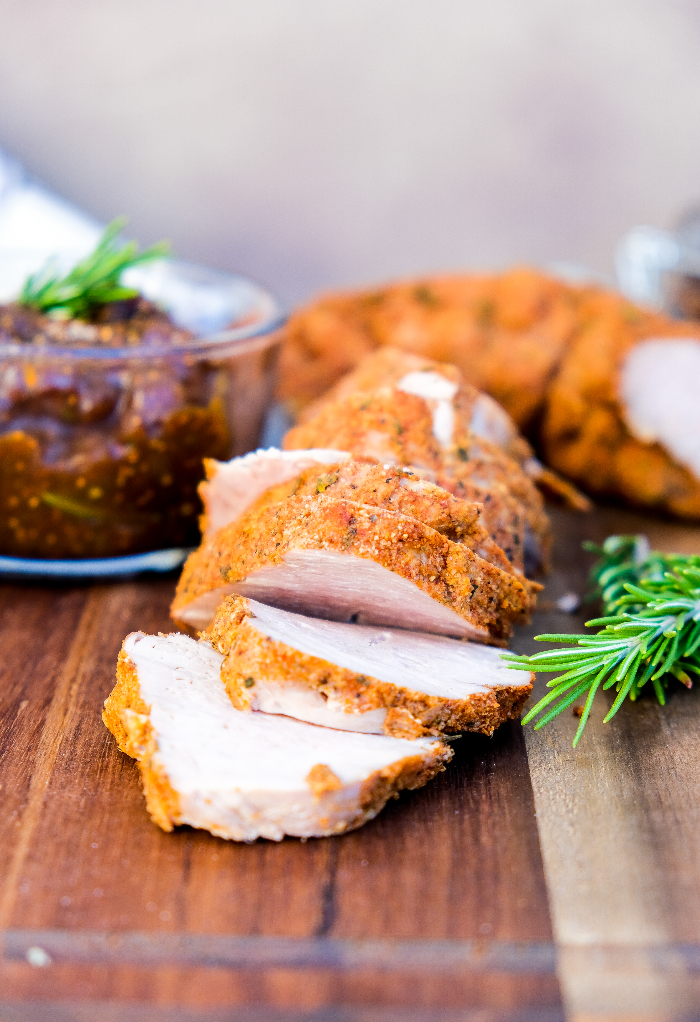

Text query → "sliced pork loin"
[296,347,591,512]
[237,458,519,577]
[201,450,511,570]
[199,447,349,538]
[103,632,450,841]
[283,385,551,576]
[171,494,532,643]
[207,596,534,739]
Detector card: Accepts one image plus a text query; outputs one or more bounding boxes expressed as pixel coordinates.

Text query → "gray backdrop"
[1,0,699,305]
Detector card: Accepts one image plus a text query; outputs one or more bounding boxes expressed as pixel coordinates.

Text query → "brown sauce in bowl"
[0,299,232,558]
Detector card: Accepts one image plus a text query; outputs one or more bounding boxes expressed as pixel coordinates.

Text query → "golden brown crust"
[313,741,453,835]
[275,268,581,433]
[296,345,588,512]
[103,649,149,754]
[208,595,533,737]
[357,748,450,818]
[284,387,442,472]
[298,346,463,423]
[283,386,550,575]
[173,494,533,643]
[245,459,517,576]
[305,763,343,798]
[541,290,700,518]
[102,645,181,832]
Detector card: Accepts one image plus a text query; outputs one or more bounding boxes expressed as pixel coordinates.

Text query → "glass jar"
[0,260,283,559]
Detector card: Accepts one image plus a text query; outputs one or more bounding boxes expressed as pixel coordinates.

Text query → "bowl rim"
[0,259,286,361]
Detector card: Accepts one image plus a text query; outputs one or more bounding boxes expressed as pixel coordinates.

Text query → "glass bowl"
[0,259,284,560]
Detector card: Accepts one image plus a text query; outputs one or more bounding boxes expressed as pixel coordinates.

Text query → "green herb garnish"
[19,217,169,320]
[502,535,700,745]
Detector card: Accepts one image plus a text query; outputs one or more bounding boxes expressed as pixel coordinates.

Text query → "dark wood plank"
[516,507,700,1019]
[329,722,552,942]
[0,584,91,907]
[0,564,561,1018]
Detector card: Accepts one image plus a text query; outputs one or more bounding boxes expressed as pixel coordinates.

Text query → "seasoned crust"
[435,435,552,577]
[172,494,533,643]
[296,346,590,513]
[284,387,443,472]
[296,743,452,836]
[357,748,449,818]
[102,644,180,832]
[103,633,453,840]
[541,290,700,518]
[283,386,550,575]
[244,459,517,577]
[298,345,537,467]
[207,595,533,737]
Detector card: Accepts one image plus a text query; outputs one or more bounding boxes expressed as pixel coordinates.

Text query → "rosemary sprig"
[502,535,700,745]
[19,217,169,320]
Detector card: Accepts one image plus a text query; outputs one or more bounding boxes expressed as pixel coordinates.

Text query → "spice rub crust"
[103,648,181,832]
[284,386,549,575]
[245,459,517,577]
[207,595,534,738]
[172,494,533,643]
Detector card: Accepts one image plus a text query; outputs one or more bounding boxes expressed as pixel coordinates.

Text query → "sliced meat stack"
[204,454,518,575]
[172,492,532,643]
[103,631,450,841]
[283,363,553,576]
[105,424,537,841]
[206,596,533,738]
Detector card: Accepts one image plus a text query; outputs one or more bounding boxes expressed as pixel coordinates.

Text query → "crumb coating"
[207,595,534,737]
[172,494,533,643]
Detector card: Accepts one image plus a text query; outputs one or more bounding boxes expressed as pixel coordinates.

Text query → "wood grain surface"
[515,509,700,1022]
[0,508,699,1022]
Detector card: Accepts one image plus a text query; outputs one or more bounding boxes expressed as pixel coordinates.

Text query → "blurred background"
[1,0,700,307]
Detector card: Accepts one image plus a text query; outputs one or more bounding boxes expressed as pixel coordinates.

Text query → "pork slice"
[103,631,450,841]
[208,596,533,738]
[171,495,533,642]
[281,387,549,577]
[620,337,700,480]
[199,447,350,537]
[299,347,527,460]
[268,459,517,576]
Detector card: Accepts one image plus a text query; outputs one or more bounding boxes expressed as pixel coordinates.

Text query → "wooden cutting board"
[1,507,699,1022]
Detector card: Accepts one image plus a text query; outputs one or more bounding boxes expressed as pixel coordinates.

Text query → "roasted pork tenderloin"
[275,269,578,434]
[283,384,551,576]
[206,596,534,739]
[171,493,532,643]
[103,631,451,841]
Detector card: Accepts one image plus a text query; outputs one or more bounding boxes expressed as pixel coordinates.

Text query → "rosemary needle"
[19,217,169,320]
[502,535,700,745]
